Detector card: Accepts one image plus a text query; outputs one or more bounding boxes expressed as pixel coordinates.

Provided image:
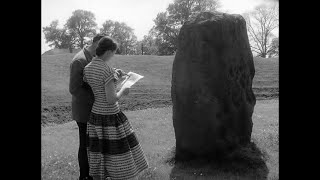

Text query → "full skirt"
[86,111,148,180]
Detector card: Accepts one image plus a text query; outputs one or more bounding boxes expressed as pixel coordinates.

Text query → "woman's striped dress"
[83,58,148,180]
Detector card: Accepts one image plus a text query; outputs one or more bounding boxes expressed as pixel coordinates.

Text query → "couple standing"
[69,34,148,180]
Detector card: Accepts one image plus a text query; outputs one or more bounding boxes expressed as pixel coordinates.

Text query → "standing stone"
[171,11,256,161]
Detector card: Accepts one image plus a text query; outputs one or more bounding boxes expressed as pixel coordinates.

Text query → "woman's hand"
[115,69,126,78]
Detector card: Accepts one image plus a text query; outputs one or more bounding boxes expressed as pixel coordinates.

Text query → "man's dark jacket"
[69,48,94,123]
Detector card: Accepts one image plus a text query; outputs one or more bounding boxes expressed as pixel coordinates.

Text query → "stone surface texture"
[171,11,256,160]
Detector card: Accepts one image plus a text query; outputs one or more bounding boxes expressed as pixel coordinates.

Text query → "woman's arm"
[105,80,129,103]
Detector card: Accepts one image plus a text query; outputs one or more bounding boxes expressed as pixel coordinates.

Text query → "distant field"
[41,53,278,125]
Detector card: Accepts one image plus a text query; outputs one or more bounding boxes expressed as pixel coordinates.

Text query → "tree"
[43,20,76,52]
[243,4,279,58]
[167,0,220,23]
[153,0,220,55]
[100,20,137,55]
[268,37,279,57]
[43,20,63,48]
[65,9,97,49]
[59,29,77,53]
[153,12,177,55]
[136,33,158,55]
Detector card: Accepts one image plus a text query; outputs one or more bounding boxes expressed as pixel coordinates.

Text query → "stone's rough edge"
[184,11,245,26]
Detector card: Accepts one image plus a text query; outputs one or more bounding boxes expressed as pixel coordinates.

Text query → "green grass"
[41,54,278,125]
[41,99,278,180]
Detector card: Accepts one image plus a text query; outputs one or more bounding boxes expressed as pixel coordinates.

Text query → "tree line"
[43,0,278,57]
[43,9,137,55]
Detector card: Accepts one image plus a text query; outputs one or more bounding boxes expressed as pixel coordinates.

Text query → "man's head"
[91,33,106,50]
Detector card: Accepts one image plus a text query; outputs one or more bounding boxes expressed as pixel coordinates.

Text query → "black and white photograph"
[41,0,279,179]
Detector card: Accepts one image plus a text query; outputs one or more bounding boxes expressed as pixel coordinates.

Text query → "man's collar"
[83,47,94,62]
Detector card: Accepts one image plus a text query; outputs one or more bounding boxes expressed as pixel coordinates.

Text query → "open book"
[117,71,144,90]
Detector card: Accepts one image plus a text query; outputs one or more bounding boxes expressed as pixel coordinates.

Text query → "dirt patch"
[42,89,278,126]
[42,105,72,126]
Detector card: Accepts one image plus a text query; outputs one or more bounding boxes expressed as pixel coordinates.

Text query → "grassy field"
[42,99,278,180]
[41,53,278,179]
[41,53,278,125]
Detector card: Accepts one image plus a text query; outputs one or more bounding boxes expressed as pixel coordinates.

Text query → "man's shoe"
[79,176,93,180]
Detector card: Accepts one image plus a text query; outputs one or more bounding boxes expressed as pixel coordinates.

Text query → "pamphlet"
[118,71,144,90]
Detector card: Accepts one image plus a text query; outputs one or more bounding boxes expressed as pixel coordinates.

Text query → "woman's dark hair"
[95,37,118,56]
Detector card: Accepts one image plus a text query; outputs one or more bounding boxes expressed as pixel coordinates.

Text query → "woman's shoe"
[79,176,93,180]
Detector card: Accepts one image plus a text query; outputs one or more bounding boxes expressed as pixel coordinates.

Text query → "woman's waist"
[92,102,119,110]
[93,100,119,106]
[91,105,120,115]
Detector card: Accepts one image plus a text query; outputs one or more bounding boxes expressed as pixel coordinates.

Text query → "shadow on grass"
[164,142,269,180]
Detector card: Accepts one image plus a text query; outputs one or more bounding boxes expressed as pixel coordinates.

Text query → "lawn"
[41,99,278,180]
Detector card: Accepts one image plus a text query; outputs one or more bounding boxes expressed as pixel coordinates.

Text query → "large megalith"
[171,11,256,161]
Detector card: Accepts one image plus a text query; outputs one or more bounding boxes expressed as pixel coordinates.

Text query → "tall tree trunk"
[69,46,73,53]
[80,37,84,48]
[141,43,144,55]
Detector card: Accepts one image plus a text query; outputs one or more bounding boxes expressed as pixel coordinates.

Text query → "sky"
[41,0,276,54]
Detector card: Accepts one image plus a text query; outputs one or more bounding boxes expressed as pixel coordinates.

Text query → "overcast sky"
[42,0,275,54]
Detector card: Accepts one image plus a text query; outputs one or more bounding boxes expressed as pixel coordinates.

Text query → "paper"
[119,72,144,89]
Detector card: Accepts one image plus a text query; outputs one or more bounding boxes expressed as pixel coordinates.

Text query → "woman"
[83,36,148,180]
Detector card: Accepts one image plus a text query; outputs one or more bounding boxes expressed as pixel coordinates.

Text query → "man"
[69,34,105,180]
